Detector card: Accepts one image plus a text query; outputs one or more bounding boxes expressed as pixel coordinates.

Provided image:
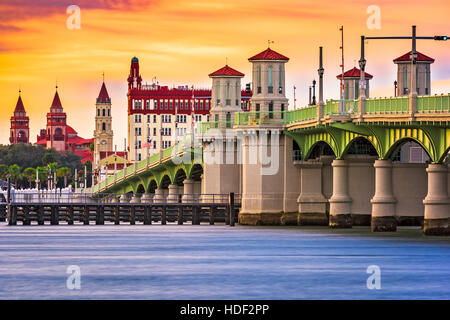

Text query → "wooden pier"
[1,199,239,226]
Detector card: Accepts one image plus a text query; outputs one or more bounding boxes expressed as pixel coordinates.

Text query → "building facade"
[126,57,252,162]
[394,51,434,96]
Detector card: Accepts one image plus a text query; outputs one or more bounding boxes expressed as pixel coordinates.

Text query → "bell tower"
[10,90,30,144]
[46,87,67,152]
[94,80,113,167]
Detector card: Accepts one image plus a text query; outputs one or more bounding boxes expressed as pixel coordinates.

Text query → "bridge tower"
[94,81,113,168]
[237,47,298,225]
[200,65,245,199]
[394,51,434,96]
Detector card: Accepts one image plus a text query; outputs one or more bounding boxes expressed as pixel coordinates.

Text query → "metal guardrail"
[417,94,450,113]
[365,96,409,114]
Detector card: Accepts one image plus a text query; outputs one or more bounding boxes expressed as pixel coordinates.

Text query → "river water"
[0,223,449,300]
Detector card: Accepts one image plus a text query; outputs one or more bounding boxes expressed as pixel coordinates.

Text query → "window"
[200,100,203,110]
[154,101,158,109]
[153,115,157,123]
[147,115,150,123]
[170,101,173,109]
[175,100,178,109]
[134,100,142,109]
[135,115,141,123]
[268,66,273,93]
[226,113,231,128]
[195,100,199,110]
[416,67,420,95]
[165,101,168,110]
[425,70,429,95]
[269,101,274,119]
[135,127,142,136]
[257,66,262,93]
[403,68,408,94]
[195,115,202,122]
[97,109,100,116]
[102,109,106,116]
[102,122,106,131]
[345,83,349,100]
[216,82,221,103]
[206,100,209,110]
[180,101,184,109]
[278,65,283,93]
[153,127,156,135]
[281,103,285,119]
[137,153,141,161]
[355,81,359,99]
[226,82,231,105]
[153,141,156,149]
[235,81,239,106]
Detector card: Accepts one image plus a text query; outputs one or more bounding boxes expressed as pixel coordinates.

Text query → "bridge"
[85,93,450,235]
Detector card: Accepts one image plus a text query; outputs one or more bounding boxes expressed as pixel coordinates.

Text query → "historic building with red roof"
[126,56,252,162]
[10,91,30,144]
[34,87,94,164]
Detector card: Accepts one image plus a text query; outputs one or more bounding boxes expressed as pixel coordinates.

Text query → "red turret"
[10,91,30,144]
[128,56,142,90]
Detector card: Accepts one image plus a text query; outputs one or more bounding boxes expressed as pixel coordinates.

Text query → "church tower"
[46,87,67,152]
[10,91,30,144]
[94,81,113,167]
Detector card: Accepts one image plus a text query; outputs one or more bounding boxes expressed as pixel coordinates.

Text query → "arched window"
[102,109,105,116]
[102,122,106,131]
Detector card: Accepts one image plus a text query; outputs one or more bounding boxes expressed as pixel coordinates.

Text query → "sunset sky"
[0,0,449,146]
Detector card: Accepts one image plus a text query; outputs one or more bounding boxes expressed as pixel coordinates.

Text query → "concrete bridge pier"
[166,184,179,203]
[141,193,154,203]
[296,161,328,225]
[119,194,131,203]
[329,160,352,228]
[130,194,141,203]
[153,188,166,203]
[182,179,195,203]
[371,160,397,232]
[423,163,450,235]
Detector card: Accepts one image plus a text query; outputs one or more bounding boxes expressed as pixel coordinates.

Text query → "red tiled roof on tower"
[14,95,26,113]
[50,90,63,110]
[393,51,435,63]
[249,48,289,61]
[209,65,245,77]
[336,67,373,79]
[97,82,111,103]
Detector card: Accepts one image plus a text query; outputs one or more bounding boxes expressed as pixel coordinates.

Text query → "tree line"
[0,144,93,189]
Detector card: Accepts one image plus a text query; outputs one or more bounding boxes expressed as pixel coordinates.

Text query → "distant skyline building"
[9,91,30,144]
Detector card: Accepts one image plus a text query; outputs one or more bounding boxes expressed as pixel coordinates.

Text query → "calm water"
[0,223,449,300]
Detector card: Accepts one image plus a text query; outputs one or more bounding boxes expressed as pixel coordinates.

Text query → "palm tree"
[0,164,8,181]
[36,166,47,189]
[57,167,71,188]
[8,164,21,189]
[23,167,36,188]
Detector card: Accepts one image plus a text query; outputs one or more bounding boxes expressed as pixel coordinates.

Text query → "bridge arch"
[174,168,187,186]
[382,128,437,162]
[439,147,450,164]
[305,141,336,160]
[136,184,145,194]
[342,136,379,158]
[147,179,157,193]
[189,163,203,181]
[385,137,432,163]
[160,174,172,189]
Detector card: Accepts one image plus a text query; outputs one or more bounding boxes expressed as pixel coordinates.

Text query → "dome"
[131,57,139,63]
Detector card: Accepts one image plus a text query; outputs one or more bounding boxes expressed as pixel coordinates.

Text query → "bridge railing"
[417,94,450,113]
[365,96,409,114]
[198,121,233,133]
[235,111,287,126]
[5,192,241,205]
[323,99,359,115]
[286,105,316,122]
